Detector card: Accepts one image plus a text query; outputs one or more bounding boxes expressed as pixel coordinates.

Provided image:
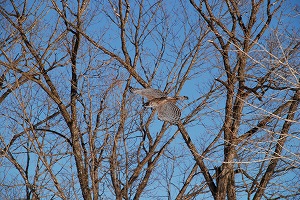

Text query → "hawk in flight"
[130,87,188,124]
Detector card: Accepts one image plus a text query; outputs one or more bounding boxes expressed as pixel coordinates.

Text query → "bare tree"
[0,0,299,200]
[187,0,300,199]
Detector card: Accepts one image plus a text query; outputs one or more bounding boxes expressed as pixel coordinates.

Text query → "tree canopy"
[0,0,299,199]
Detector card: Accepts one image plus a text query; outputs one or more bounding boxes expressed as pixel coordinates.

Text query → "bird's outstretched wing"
[129,87,167,100]
[157,102,181,124]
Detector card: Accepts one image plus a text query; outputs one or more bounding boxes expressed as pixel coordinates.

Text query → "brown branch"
[238,99,293,142]
[5,152,39,198]
[119,0,131,65]
[250,0,283,48]
[253,89,300,200]
[0,104,71,155]
[50,0,148,88]
[110,83,132,200]
[176,163,199,200]
[177,121,217,198]
[133,128,179,199]
[123,123,169,194]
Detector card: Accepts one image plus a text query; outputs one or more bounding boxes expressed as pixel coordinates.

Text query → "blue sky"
[0,0,300,199]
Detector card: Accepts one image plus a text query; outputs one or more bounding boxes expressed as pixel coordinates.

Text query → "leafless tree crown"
[0,0,299,199]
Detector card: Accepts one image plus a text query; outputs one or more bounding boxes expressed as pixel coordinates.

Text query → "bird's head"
[143,101,158,108]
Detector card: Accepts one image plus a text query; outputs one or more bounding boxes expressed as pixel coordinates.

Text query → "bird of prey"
[130,87,188,124]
